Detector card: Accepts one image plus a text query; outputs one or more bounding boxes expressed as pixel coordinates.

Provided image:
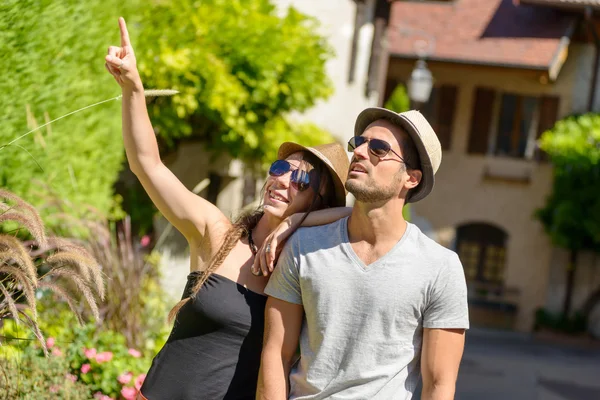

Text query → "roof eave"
[547,18,577,80]
[390,17,575,83]
[518,0,600,11]
[389,53,551,72]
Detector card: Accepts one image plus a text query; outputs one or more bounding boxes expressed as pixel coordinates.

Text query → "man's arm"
[420,328,465,400]
[257,297,304,400]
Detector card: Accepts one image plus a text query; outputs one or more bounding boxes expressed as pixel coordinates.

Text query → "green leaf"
[535,113,600,253]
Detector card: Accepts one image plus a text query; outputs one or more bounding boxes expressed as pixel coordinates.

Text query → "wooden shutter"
[468,87,495,155]
[535,95,560,162]
[436,85,458,150]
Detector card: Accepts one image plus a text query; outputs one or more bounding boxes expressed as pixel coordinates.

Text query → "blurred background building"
[156,0,600,337]
[383,0,600,334]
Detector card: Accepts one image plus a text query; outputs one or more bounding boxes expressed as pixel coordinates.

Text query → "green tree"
[384,84,411,115]
[1,0,335,233]
[0,0,141,230]
[535,113,600,317]
[135,0,336,168]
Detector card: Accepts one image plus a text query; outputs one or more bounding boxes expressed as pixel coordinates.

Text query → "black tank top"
[141,271,268,399]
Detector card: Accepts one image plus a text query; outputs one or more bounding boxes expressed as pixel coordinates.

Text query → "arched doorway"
[455,223,516,329]
[455,223,508,286]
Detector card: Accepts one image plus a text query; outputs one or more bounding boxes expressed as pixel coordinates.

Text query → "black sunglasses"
[347,136,411,167]
[268,160,312,192]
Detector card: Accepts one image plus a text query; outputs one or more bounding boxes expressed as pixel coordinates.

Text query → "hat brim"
[277,142,347,207]
[354,107,434,203]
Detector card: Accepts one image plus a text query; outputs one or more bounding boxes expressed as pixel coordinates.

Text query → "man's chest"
[298,254,431,334]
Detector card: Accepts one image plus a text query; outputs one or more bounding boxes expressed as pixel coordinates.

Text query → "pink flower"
[95,351,114,363]
[134,373,146,390]
[52,348,63,357]
[101,396,112,400]
[121,386,137,400]
[50,385,59,393]
[46,337,55,348]
[84,347,97,359]
[93,393,111,400]
[66,374,77,382]
[81,363,91,374]
[140,235,151,247]
[128,348,142,358]
[118,372,133,385]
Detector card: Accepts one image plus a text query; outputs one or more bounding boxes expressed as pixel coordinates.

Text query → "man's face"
[345,119,422,203]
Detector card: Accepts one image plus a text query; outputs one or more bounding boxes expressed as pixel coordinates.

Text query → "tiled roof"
[388,0,577,70]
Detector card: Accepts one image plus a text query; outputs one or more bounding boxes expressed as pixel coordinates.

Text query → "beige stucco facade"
[273,0,379,140]
[386,43,598,331]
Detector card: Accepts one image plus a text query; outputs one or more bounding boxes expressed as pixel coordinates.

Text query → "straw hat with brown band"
[277,141,350,208]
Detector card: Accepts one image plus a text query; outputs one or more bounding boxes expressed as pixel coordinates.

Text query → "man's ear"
[405,169,422,190]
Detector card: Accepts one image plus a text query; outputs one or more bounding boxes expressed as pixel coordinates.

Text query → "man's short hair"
[399,132,421,172]
[378,116,421,172]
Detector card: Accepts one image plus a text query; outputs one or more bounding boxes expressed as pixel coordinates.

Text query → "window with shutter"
[436,85,458,150]
[456,223,508,286]
[421,87,440,132]
[468,87,495,154]
[495,94,539,158]
[535,96,560,161]
[466,88,560,161]
[418,85,458,150]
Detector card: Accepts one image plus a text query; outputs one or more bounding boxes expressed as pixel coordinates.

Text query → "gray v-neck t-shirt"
[264,217,469,400]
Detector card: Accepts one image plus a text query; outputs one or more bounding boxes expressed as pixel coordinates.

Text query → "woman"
[105,18,351,399]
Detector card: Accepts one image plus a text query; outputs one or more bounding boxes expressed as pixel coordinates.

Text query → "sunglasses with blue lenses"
[268,160,311,192]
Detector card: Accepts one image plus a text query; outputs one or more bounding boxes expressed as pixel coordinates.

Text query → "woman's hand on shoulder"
[252,216,298,277]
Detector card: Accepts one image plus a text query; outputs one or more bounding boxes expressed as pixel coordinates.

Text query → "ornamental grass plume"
[0,190,105,355]
[32,187,164,349]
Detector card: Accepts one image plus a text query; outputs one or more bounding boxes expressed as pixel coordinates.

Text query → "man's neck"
[348,198,407,245]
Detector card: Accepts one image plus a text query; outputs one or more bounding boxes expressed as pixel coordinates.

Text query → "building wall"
[570,43,600,113]
[273,0,379,142]
[386,43,594,331]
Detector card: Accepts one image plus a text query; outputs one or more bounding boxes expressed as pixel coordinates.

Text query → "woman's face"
[263,152,317,220]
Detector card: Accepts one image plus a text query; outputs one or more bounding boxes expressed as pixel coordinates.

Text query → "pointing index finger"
[119,17,131,48]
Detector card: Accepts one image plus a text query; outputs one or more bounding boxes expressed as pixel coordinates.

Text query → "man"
[257,108,469,400]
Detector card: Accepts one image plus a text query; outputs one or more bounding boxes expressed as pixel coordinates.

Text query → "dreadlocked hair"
[168,209,264,323]
[167,150,339,323]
